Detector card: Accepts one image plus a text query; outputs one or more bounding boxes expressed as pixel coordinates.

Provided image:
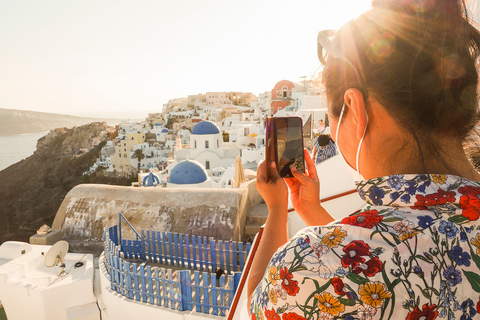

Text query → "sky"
[0,0,477,120]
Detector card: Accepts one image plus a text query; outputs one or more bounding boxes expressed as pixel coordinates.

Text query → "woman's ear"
[344,89,367,140]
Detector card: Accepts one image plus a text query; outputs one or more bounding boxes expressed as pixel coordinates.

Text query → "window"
[244,128,249,136]
[124,154,127,158]
[217,140,219,148]
[282,87,288,99]
[205,140,209,148]
[205,160,210,170]
[194,140,197,148]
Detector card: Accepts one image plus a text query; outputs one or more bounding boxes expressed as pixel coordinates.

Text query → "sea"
[0,132,47,171]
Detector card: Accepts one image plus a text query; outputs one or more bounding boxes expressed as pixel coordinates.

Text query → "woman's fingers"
[284,177,297,189]
[268,161,282,183]
[304,148,318,178]
[289,165,311,185]
[256,160,266,183]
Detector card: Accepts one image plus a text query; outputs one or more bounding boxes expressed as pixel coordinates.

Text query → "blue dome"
[161,128,168,133]
[169,160,208,184]
[154,123,161,126]
[191,121,220,135]
[142,172,160,186]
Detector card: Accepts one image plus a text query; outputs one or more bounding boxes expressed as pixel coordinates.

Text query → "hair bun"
[372,0,464,18]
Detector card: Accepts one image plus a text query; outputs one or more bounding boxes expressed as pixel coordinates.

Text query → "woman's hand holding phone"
[285,149,335,226]
[256,160,289,212]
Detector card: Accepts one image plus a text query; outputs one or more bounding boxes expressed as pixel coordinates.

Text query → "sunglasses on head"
[317,27,369,98]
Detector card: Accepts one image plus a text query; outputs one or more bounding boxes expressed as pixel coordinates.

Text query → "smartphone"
[265,116,305,180]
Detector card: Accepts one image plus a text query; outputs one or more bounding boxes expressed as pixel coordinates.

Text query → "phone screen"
[275,117,305,178]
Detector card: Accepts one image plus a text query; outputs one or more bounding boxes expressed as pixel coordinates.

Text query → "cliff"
[0,122,135,244]
[0,108,119,135]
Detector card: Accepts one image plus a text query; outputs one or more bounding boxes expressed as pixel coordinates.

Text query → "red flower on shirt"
[406,303,438,320]
[459,186,480,221]
[265,308,281,320]
[352,256,383,277]
[341,241,371,268]
[282,312,306,320]
[331,277,348,295]
[477,296,480,314]
[414,190,456,209]
[279,267,299,296]
[341,210,383,229]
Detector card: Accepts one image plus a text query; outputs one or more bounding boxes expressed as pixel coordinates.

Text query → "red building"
[270,80,299,114]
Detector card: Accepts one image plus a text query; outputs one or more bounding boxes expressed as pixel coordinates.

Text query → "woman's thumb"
[289,165,309,185]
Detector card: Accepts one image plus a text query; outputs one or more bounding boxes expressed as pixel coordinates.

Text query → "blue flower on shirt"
[417,180,431,194]
[413,266,423,275]
[388,175,404,190]
[449,246,471,266]
[438,220,459,238]
[400,194,411,204]
[270,249,287,265]
[297,237,309,250]
[390,192,400,201]
[358,188,366,201]
[444,266,462,286]
[405,181,417,195]
[460,298,477,320]
[417,216,434,229]
[369,187,385,205]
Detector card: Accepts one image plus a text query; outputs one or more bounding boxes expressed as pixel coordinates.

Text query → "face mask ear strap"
[355,108,369,175]
[335,103,346,143]
[336,102,368,180]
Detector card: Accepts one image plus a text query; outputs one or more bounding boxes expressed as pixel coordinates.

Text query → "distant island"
[0,108,121,135]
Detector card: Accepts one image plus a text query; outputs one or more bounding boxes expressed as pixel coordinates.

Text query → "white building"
[172,121,239,176]
[130,142,169,171]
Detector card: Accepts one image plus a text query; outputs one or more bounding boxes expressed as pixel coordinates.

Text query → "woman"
[248,0,480,319]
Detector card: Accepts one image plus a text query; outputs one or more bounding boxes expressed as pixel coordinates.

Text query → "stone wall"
[52,181,262,250]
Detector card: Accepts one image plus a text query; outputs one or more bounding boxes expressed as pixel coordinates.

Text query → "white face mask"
[335,103,368,181]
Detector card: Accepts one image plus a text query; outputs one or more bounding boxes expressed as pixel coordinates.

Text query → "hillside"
[0,123,136,244]
[0,108,120,135]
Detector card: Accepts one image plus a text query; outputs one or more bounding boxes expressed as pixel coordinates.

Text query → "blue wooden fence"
[103,226,244,316]
[115,227,251,275]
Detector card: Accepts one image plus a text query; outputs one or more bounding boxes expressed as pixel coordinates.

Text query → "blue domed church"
[171,121,239,179]
[168,159,210,188]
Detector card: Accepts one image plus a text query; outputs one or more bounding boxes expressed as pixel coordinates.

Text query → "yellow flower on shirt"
[268,288,277,304]
[399,231,420,241]
[432,174,447,184]
[471,233,480,254]
[359,281,392,308]
[321,227,347,248]
[268,266,281,285]
[314,292,345,316]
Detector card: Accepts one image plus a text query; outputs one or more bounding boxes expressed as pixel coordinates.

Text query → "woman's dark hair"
[322,0,480,141]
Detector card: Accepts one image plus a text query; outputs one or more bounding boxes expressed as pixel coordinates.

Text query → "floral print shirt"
[251,174,480,320]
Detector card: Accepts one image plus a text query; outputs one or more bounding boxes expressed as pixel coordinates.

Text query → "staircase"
[243,202,268,242]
